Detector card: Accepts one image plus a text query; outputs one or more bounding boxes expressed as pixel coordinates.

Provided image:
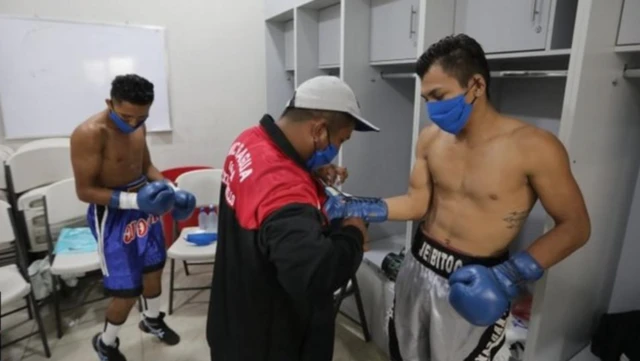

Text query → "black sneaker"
[92,333,127,361]
[139,312,180,345]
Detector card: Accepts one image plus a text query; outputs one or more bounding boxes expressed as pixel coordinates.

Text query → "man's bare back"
[71,109,147,190]
[419,116,554,257]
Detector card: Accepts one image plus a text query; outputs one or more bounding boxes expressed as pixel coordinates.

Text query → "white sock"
[143,295,162,319]
[101,321,122,346]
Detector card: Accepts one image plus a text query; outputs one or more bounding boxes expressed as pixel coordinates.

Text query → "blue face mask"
[306,127,338,170]
[426,90,476,135]
[109,110,146,134]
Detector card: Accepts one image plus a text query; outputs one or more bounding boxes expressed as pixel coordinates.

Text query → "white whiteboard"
[0,16,172,139]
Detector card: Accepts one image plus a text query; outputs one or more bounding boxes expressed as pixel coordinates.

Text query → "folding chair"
[0,200,51,357]
[334,277,371,342]
[43,178,103,338]
[167,169,221,314]
[0,144,13,203]
[4,142,73,254]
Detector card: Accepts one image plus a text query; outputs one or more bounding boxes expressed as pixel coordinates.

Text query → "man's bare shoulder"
[71,112,107,150]
[414,124,441,158]
[417,124,440,147]
[509,118,569,169]
[510,120,562,149]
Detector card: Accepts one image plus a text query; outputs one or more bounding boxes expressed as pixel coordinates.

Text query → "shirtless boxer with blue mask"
[324,34,591,360]
[71,74,196,361]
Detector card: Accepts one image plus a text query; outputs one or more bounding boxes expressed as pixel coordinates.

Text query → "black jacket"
[206,115,364,361]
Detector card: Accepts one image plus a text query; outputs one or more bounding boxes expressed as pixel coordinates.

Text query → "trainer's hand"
[137,181,175,215]
[342,217,370,251]
[324,189,388,223]
[172,190,196,221]
[315,164,348,186]
[448,252,544,326]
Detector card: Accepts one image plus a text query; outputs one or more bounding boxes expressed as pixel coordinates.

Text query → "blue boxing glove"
[323,186,388,223]
[109,181,175,215]
[448,251,544,326]
[171,189,196,221]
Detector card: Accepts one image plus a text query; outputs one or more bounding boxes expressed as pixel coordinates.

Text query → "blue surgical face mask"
[426,89,476,135]
[109,110,146,134]
[306,127,338,170]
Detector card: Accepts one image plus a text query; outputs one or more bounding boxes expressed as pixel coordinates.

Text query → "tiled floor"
[1,263,388,361]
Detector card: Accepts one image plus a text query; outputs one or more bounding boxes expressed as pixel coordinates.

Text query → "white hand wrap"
[119,192,139,210]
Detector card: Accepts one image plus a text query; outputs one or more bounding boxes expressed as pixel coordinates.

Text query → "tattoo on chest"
[503,211,529,229]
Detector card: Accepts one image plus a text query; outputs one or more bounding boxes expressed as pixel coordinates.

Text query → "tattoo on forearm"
[503,210,529,229]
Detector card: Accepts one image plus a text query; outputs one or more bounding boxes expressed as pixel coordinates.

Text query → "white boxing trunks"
[388,229,511,361]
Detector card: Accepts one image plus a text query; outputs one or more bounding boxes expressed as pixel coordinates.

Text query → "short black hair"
[281,107,355,133]
[110,74,155,105]
[416,34,491,93]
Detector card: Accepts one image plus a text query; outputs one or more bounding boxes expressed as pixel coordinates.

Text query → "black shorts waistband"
[112,176,148,192]
[411,229,508,278]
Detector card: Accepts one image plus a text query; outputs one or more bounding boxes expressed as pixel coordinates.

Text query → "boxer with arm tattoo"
[324,34,590,361]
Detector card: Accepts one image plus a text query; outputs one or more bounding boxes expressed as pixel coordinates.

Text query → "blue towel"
[54,227,97,254]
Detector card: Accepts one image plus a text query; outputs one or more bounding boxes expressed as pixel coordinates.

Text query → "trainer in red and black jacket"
[206,76,380,361]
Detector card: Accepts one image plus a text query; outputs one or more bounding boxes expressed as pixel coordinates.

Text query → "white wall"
[608,168,640,313]
[0,0,266,169]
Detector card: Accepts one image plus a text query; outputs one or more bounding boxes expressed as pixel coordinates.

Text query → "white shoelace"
[144,319,166,339]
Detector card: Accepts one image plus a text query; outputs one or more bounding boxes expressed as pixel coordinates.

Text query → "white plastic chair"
[43,178,102,338]
[0,145,15,260]
[167,169,221,314]
[5,142,73,196]
[0,144,14,191]
[16,138,70,153]
[0,144,14,154]
[0,200,51,357]
[4,142,73,254]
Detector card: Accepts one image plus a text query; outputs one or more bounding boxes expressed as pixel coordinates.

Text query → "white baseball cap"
[286,76,380,132]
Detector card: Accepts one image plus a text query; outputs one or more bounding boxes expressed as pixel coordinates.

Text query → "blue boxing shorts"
[87,176,166,298]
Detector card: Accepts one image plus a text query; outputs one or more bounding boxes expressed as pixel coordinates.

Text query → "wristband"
[109,190,138,209]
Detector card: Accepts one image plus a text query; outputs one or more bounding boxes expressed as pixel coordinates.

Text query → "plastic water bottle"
[207,204,218,233]
[198,207,207,230]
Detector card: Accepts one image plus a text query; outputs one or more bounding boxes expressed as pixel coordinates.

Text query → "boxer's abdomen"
[422,184,537,257]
